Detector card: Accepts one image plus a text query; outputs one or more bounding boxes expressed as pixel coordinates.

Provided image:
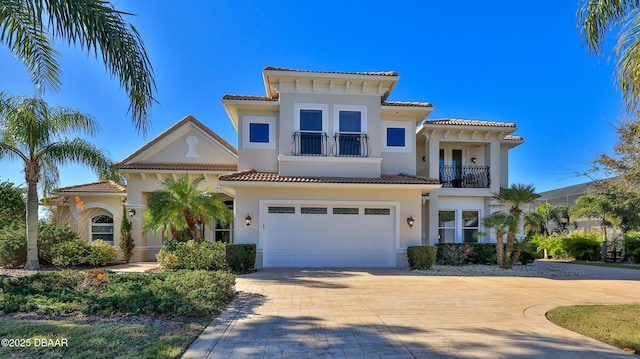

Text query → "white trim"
[333,104,367,135]
[278,154,382,164]
[293,103,328,132]
[242,115,276,150]
[381,120,412,153]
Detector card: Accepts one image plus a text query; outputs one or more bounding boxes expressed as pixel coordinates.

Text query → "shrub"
[119,206,135,263]
[562,232,601,261]
[50,239,116,267]
[435,243,472,265]
[517,239,538,265]
[466,243,497,265]
[38,223,79,264]
[407,246,436,270]
[226,244,256,273]
[156,240,227,271]
[530,233,570,259]
[624,231,640,263]
[1,270,236,317]
[0,222,26,268]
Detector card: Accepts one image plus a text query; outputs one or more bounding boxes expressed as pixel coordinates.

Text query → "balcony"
[291,132,330,156]
[291,132,370,157]
[440,165,490,188]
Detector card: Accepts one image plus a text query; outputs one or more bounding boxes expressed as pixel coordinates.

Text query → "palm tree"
[0,0,156,134]
[492,183,540,268]
[0,93,118,269]
[143,175,233,243]
[482,212,517,268]
[577,1,640,112]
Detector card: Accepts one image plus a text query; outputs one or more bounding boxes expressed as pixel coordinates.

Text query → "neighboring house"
[50,66,524,267]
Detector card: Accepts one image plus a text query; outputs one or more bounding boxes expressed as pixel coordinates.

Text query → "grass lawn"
[0,318,205,359]
[547,305,640,354]
[570,261,640,270]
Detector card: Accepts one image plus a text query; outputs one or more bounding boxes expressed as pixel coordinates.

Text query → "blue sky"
[0,1,624,193]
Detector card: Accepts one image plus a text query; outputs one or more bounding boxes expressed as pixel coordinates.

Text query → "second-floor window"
[243,115,276,149]
[381,120,412,153]
[294,103,328,156]
[334,105,367,157]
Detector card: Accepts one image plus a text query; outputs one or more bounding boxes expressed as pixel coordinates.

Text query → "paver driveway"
[184,262,640,358]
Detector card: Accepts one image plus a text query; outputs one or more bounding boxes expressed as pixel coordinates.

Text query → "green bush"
[156,240,227,271]
[624,231,640,263]
[407,246,436,270]
[50,239,116,267]
[517,239,538,265]
[1,270,236,317]
[0,222,26,268]
[466,243,497,264]
[530,233,570,259]
[226,243,256,273]
[0,223,81,268]
[38,223,79,264]
[435,243,472,265]
[562,232,601,261]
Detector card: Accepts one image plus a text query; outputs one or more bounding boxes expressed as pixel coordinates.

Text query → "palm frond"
[0,0,62,92]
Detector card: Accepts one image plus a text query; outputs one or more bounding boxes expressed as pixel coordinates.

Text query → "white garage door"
[264,205,395,267]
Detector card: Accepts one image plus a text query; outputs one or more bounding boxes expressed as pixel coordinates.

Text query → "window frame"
[333,104,367,135]
[294,103,328,133]
[462,210,480,243]
[381,120,412,153]
[242,115,276,149]
[90,214,114,244]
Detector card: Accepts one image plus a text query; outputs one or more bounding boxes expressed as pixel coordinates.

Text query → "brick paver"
[183,263,640,358]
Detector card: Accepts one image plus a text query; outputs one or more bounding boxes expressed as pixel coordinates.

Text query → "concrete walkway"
[183,262,640,358]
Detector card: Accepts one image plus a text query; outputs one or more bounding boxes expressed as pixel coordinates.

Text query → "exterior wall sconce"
[128,209,136,217]
[470,157,477,164]
[407,216,415,228]
[245,214,252,226]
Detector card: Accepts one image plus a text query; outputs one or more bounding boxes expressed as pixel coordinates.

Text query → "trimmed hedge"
[407,246,436,270]
[156,240,227,271]
[226,243,256,273]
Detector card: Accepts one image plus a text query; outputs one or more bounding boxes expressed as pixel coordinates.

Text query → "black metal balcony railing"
[333,133,370,157]
[291,132,370,157]
[440,165,490,188]
[291,132,329,156]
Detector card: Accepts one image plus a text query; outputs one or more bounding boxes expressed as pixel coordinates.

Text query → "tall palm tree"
[0,0,156,134]
[0,93,118,269]
[482,212,517,268]
[570,194,618,261]
[578,0,640,112]
[143,175,233,243]
[492,183,540,268]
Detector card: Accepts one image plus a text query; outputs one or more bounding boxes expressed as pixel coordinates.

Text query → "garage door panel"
[264,205,394,267]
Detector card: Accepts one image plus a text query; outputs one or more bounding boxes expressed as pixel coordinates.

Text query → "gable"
[118,115,237,167]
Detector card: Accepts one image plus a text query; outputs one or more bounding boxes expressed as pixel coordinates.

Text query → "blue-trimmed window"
[386,127,405,147]
[249,123,270,143]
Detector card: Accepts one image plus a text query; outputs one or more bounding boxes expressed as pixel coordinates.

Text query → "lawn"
[547,305,640,354]
[0,318,204,359]
[0,269,236,358]
[570,261,640,270]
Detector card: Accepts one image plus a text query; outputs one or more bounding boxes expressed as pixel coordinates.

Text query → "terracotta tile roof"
[221,95,278,102]
[383,101,433,108]
[55,180,126,193]
[118,115,237,165]
[422,119,516,128]
[118,162,237,172]
[219,170,438,185]
[263,66,398,77]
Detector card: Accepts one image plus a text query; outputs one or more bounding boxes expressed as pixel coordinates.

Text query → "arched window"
[91,215,114,244]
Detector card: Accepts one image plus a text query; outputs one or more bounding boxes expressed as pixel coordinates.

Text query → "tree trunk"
[25,179,40,269]
[496,233,504,268]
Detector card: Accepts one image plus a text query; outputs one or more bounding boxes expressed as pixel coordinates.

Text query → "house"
[50,66,524,267]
